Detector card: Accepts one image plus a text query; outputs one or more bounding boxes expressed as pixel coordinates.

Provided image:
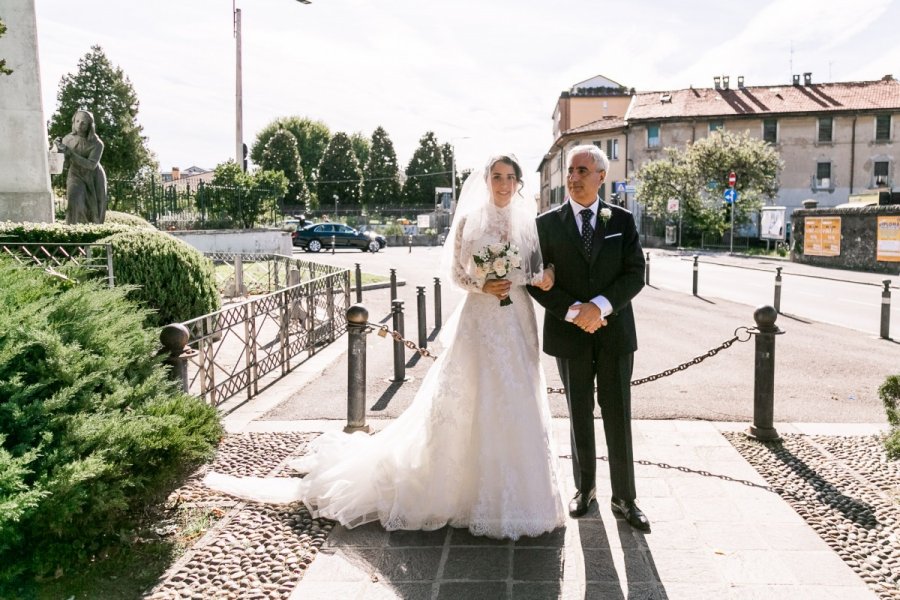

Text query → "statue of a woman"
[58,110,107,224]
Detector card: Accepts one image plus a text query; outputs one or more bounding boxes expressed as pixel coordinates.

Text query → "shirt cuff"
[590,295,613,317]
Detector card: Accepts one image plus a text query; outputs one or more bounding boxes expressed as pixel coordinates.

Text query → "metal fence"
[178,255,350,406]
[0,242,114,286]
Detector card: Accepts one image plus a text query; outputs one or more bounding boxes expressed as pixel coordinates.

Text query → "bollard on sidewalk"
[408,235,413,253]
[354,263,362,303]
[345,304,371,433]
[417,286,427,349]
[881,280,892,340]
[331,235,336,254]
[159,323,196,393]
[747,305,782,441]
[434,277,442,330]
[390,268,397,302]
[692,254,699,296]
[773,267,782,313]
[644,252,650,285]
[390,299,408,382]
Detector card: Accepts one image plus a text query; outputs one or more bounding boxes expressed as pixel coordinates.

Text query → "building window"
[816,162,832,189]
[647,124,660,148]
[818,117,833,143]
[875,161,890,187]
[606,138,619,160]
[763,119,777,144]
[709,120,724,133]
[876,115,891,142]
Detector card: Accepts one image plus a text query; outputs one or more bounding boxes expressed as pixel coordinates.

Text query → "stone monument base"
[0,191,55,223]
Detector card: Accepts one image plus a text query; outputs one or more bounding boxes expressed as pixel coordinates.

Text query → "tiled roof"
[565,116,627,135]
[626,76,900,121]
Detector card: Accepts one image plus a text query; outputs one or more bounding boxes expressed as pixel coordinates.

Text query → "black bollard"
[773,267,783,313]
[408,235,412,253]
[692,255,699,296]
[881,280,892,340]
[345,304,371,433]
[331,235,336,254]
[159,323,195,393]
[747,305,781,441]
[417,286,427,349]
[354,263,362,303]
[390,268,397,302]
[390,299,408,382]
[644,252,650,285]
[433,277,442,329]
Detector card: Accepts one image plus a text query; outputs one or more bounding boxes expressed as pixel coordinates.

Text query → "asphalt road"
[268,246,900,423]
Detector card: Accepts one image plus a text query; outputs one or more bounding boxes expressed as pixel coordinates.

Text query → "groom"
[528,145,649,531]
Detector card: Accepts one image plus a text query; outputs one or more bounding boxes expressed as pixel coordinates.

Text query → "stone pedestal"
[0,0,55,223]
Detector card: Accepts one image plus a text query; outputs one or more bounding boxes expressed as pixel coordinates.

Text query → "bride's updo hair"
[484,154,524,196]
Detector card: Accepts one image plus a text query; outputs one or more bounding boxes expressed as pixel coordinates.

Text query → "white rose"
[474,266,486,279]
[489,242,505,255]
[509,255,521,268]
[492,258,507,274]
[600,208,612,220]
[495,267,507,278]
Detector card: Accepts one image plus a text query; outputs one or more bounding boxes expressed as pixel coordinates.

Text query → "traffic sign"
[615,182,626,194]
[667,198,679,213]
[728,171,736,187]
[724,188,738,203]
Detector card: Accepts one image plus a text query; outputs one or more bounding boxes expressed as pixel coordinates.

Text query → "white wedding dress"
[205,204,566,540]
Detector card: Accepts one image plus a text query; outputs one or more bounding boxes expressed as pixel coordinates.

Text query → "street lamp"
[449,136,471,208]
[234,0,311,171]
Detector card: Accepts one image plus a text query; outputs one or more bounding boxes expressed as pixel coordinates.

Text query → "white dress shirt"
[565,196,613,321]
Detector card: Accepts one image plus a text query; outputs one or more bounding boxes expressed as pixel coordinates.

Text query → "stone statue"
[57,109,107,224]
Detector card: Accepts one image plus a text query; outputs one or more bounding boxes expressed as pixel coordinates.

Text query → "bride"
[205,154,566,540]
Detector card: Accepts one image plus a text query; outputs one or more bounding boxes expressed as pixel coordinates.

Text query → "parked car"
[292,223,387,253]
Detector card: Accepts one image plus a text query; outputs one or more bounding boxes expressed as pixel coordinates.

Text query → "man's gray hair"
[567,144,609,173]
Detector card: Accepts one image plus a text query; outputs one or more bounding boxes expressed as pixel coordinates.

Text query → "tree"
[47,45,156,180]
[251,116,330,185]
[362,126,401,208]
[316,132,362,211]
[258,127,310,209]
[636,130,782,237]
[349,131,371,169]
[403,131,449,205]
[0,17,12,76]
[209,161,288,228]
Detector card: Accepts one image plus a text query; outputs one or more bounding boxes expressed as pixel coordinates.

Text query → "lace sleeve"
[452,216,485,293]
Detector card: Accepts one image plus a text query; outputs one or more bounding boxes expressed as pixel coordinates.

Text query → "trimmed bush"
[98,229,220,325]
[105,210,156,229]
[0,220,133,244]
[879,375,900,460]
[0,260,223,583]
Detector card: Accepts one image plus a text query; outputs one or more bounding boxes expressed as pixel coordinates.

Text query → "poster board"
[803,216,841,256]
[876,216,900,262]
[760,207,786,241]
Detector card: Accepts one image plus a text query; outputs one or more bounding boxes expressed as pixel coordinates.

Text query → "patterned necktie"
[579,208,594,254]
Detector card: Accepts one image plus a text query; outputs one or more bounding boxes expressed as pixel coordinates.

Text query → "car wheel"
[368,240,380,253]
[308,239,322,253]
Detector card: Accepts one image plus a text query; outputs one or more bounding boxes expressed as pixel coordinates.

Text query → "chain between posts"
[365,322,437,360]
[546,326,754,394]
[363,322,755,378]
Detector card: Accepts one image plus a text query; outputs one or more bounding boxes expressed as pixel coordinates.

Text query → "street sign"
[615,182,626,194]
[728,171,736,187]
[667,198,680,213]
[724,188,738,203]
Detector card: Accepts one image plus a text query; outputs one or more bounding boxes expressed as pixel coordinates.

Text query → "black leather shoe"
[610,496,651,531]
[569,488,596,517]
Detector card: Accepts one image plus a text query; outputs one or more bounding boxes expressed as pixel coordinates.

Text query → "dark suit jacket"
[528,200,645,359]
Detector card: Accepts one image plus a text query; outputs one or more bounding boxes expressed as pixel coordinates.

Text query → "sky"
[33,0,900,189]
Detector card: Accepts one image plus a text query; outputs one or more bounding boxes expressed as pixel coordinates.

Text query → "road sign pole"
[730,197,735,253]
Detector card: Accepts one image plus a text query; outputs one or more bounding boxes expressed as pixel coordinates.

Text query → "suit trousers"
[556,342,636,501]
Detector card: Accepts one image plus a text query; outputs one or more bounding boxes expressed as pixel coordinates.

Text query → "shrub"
[98,229,220,325]
[879,375,900,460]
[0,221,133,244]
[0,260,222,583]
[105,210,156,229]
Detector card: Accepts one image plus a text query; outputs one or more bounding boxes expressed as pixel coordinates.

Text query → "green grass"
[212,261,387,294]
[1,503,224,600]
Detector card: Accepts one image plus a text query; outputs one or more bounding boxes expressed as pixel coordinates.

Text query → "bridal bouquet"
[473,242,521,306]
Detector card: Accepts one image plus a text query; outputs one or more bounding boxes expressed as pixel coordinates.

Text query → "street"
[274,245,900,423]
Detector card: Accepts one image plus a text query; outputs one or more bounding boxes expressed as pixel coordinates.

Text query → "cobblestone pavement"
[725,432,900,599]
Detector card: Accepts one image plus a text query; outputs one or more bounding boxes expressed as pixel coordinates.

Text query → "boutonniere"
[599,207,612,225]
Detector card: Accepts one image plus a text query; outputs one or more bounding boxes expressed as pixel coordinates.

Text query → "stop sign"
[728,171,736,187]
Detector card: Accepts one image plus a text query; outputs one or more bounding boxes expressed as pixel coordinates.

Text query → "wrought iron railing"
[0,242,114,287]
[178,258,350,406]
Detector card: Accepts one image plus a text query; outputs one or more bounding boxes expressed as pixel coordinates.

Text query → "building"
[540,73,899,215]
[161,166,214,191]
[626,73,899,211]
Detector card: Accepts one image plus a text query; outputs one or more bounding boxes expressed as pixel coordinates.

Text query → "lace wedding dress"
[205,184,565,541]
